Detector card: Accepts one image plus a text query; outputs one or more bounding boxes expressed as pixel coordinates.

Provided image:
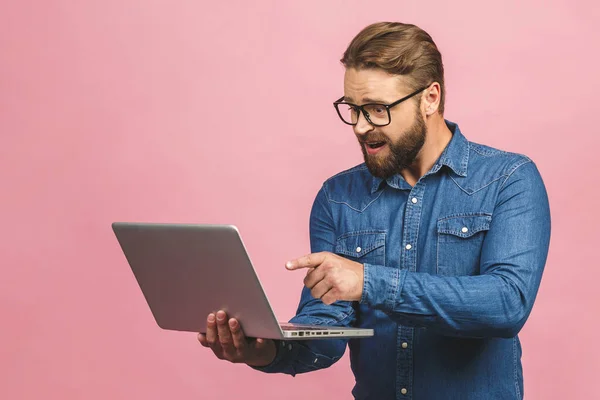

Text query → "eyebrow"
[344,96,389,104]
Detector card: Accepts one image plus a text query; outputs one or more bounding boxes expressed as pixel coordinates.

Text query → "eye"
[373,106,386,114]
[366,104,386,115]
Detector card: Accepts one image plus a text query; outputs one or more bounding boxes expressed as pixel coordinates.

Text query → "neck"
[401,115,453,186]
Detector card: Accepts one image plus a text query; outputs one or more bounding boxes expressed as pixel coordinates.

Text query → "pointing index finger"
[285,252,326,270]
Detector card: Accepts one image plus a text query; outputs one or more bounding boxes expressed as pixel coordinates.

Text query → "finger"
[321,289,338,305]
[286,252,327,270]
[304,266,326,289]
[206,313,219,347]
[198,333,209,347]
[310,279,332,300]
[229,318,247,351]
[205,313,224,358]
[216,311,235,352]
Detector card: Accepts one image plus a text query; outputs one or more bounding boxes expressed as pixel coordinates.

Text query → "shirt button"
[401,342,408,349]
[288,344,292,350]
[401,388,408,395]
[356,246,362,253]
[405,244,412,250]
[313,358,318,363]
[411,197,418,204]
[461,227,469,233]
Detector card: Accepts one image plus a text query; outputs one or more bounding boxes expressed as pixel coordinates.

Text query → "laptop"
[112,222,373,340]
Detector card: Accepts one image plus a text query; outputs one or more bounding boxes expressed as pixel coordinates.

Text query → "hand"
[285,252,364,305]
[197,310,276,367]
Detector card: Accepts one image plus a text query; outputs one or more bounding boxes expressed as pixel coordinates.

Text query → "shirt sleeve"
[361,161,551,338]
[252,185,354,375]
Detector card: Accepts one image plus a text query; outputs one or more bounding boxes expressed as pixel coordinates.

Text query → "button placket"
[397,185,425,400]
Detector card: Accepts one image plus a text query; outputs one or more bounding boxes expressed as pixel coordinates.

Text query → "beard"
[359,110,427,179]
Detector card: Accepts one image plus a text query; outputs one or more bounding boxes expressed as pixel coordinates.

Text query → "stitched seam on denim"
[360,263,370,304]
[437,212,493,221]
[438,221,490,229]
[328,189,385,212]
[513,337,521,399]
[500,159,533,189]
[437,227,489,237]
[322,183,333,217]
[429,162,443,175]
[336,238,385,250]
[470,143,506,156]
[469,142,530,158]
[306,311,353,326]
[436,214,490,274]
[337,230,386,239]
[394,269,408,310]
[449,174,506,195]
[334,311,354,325]
[436,229,440,275]
[382,236,386,267]
[335,232,386,257]
[460,139,470,174]
[336,245,384,258]
[371,179,385,193]
[321,183,337,240]
[407,327,415,399]
[412,182,425,273]
[388,268,400,310]
[323,164,369,186]
[322,182,330,202]
[437,219,491,236]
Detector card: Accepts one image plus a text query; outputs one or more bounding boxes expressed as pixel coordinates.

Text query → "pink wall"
[1,1,598,399]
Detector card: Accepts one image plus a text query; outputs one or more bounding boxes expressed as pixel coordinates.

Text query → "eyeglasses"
[333,86,428,127]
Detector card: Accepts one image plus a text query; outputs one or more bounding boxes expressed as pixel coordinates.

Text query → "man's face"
[343,68,427,179]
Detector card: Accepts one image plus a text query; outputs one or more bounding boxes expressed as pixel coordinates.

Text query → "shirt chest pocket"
[436,214,491,276]
[335,231,386,266]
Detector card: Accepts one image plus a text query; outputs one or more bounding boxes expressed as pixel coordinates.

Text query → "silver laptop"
[112,222,373,340]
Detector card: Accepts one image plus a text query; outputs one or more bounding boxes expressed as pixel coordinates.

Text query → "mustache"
[357,133,389,144]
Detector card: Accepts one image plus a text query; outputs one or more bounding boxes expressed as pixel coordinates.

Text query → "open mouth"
[366,141,386,149]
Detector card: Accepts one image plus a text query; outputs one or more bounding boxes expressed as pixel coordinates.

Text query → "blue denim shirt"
[256,121,551,400]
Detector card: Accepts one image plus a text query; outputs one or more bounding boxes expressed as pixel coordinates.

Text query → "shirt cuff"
[360,263,407,311]
[249,340,295,374]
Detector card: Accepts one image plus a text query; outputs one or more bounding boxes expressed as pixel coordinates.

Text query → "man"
[198,22,551,400]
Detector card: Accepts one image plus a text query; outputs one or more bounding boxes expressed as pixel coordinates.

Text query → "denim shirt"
[255,121,551,400]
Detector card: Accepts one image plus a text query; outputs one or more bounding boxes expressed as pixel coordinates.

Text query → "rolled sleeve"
[250,340,295,375]
[360,263,406,311]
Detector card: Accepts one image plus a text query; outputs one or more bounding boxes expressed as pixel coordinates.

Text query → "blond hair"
[341,22,446,114]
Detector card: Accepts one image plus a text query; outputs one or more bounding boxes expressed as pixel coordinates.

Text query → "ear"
[422,82,442,116]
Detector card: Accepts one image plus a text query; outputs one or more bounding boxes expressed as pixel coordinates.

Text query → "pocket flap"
[335,231,385,258]
[437,214,492,238]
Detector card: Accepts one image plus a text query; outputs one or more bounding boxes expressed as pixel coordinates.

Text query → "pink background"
[1,1,598,399]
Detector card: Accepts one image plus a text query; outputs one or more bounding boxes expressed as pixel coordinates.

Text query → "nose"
[353,110,374,136]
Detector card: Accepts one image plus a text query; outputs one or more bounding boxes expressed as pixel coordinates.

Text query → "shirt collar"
[370,120,469,194]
